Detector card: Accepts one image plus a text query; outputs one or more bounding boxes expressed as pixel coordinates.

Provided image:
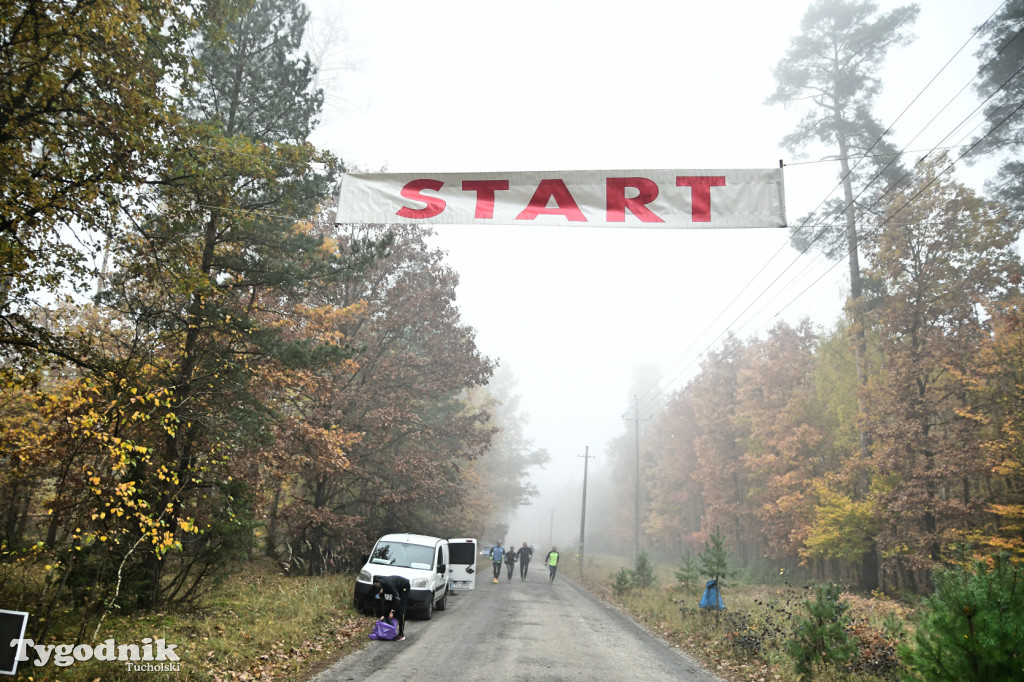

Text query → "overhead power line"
[630,3,1019,418]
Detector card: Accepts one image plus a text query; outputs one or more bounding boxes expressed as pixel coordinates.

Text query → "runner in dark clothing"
[517,542,533,581]
[504,546,517,582]
[372,575,411,640]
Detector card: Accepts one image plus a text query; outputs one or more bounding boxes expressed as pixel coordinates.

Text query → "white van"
[447,537,478,590]
[353,533,452,619]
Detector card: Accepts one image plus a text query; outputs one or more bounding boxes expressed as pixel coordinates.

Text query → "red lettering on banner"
[675,176,726,222]
[462,180,510,219]
[397,179,446,219]
[516,179,587,222]
[606,177,664,223]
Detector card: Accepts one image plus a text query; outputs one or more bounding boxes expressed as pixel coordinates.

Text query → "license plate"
[451,581,472,590]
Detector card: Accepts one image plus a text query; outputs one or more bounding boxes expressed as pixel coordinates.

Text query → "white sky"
[305,0,1006,546]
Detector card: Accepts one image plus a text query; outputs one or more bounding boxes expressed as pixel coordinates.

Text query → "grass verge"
[573,554,911,682]
[12,561,374,681]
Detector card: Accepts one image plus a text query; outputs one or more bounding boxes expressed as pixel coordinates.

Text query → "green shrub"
[631,551,657,589]
[899,554,1024,681]
[610,552,658,595]
[786,582,859,681]
[674,551,701,591]
[611,567,633,596]
[698,527,734,584]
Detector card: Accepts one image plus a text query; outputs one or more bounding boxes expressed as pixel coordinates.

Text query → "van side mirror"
[361,553,369,565]
[437,563,446,574]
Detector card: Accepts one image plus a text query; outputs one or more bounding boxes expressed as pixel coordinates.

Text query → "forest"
[2,0,1024,665]
[591,0,1024,599]
[0,0,546,642]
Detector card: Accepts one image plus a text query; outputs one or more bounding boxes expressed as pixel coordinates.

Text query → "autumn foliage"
[0,0,530,643]
[602,157,1024,595]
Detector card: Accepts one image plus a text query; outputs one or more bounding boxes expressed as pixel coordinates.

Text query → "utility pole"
[623,396,649,560]
[549,509,555,548]
[578,446,593,577]
[634,396,640,559]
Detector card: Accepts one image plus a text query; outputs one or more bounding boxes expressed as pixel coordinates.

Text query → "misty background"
[301,0,1007,554]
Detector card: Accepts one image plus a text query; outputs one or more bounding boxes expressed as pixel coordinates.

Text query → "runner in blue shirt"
[488,541,506,583]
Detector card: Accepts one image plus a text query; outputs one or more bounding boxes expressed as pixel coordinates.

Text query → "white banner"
[336,169,786,229]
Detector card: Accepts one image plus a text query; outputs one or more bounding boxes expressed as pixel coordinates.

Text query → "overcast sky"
[304,0,1006,547]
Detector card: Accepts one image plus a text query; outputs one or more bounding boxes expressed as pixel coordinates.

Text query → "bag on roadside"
[369,617,399,640]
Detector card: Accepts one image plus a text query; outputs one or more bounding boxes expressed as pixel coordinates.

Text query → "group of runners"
[488,541,559,583]
[368,540,561,643]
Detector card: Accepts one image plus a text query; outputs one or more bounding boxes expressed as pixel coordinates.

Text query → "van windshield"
[369,541,435,570]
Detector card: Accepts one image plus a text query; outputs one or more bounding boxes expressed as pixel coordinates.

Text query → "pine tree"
[766,0,918,592]
[631,551,657,589]
[698,527,733,584]
[899,556,1024,681]
[98,0,353,607]
[967,0,1024,217]
[674,551,701,592]
[787,582,859,681]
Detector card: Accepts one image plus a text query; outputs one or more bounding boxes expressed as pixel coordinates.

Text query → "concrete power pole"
[578,446,593,577]
[549,509,554,548]
[623,396,649,560]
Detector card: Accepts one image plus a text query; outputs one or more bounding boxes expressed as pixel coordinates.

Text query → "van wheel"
[436,587,447,611]
[423,596,433,620]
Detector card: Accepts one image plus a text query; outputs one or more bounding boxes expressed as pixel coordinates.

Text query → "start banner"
[335,169,786,229]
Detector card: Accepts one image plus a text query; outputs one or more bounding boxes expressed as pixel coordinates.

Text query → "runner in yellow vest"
[545,546,560,583]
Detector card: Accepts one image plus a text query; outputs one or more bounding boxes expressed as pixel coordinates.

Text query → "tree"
[766,0,919,466]
[1,0,191,378]
[787,582,859,681]
[900,556,1024,681]
[737,320,825,562]
[263,222,495,563]
[460,366,550,541]
[647,391,703,557]
[862,155,1022,588]
[956,292,1024,557]
[800,482,881,566]
[967,0,1024,217]
[93,0,346,605]
[674,551,701,592]
[630,551,657,589]
[689,335,757,566]
[698,527,733,584]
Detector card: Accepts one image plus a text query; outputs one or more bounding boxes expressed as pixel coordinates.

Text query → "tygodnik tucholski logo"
[11,637,181,671]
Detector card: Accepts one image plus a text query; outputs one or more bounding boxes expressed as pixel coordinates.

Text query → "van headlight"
[357,570,372,583]
[410,577,428,589]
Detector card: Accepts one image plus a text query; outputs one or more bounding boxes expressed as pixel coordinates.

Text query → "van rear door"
[447,538,477,590]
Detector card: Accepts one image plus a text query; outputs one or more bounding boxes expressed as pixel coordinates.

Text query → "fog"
[304,0,1004,555]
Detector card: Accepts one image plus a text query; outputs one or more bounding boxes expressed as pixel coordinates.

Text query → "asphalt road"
[310,564,723,682]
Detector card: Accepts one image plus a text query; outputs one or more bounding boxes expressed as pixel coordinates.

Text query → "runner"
[504,545,517,582]
[545,546,560,583]
[488,541,506,583]
[517,542,533,581]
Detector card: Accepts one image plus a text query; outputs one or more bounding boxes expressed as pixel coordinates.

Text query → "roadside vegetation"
[6,560,372,681]
[5,0,1024,678]
[576,551,1023,682]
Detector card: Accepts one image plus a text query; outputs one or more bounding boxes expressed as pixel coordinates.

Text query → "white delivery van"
[353,533,451,619]
[447,537,478,591]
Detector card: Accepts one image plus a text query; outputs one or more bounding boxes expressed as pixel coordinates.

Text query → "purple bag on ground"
[369,617,398,640]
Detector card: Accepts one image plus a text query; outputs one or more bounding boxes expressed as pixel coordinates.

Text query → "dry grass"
[573,554,908,682]
[15,561,374,681]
